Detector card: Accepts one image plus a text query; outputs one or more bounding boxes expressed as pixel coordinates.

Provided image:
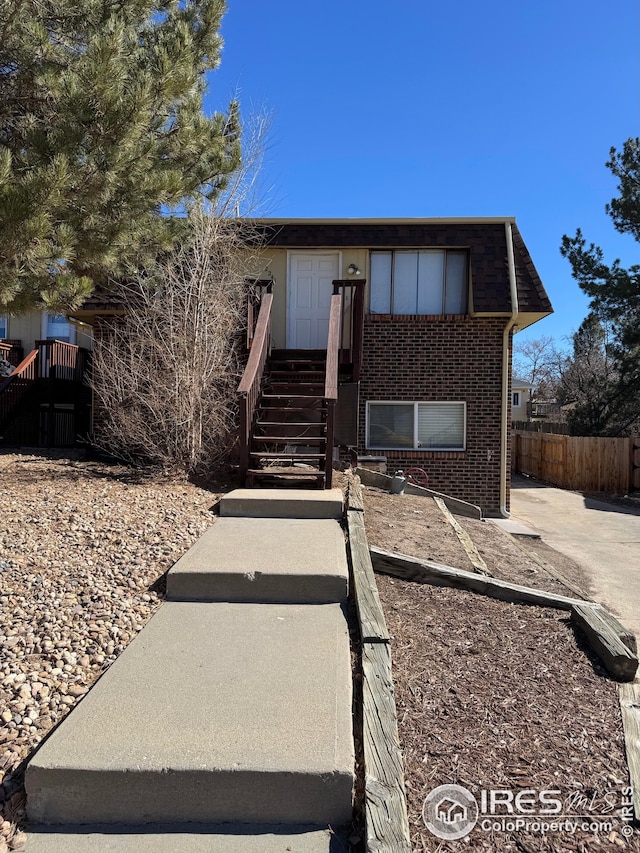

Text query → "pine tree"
[0,0,241,313]
[560,138,640,436]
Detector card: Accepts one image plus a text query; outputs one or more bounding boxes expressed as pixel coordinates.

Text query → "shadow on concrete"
[582,495,640,516]
[512,473,640,516]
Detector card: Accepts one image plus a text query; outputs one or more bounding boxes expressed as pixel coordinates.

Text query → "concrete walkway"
[509,476,640,644]
[25,489,353,852]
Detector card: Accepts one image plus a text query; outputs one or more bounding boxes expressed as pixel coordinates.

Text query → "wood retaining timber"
[346,476,411,853]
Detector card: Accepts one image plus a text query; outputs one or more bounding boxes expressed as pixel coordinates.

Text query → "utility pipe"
[500,221,519,517]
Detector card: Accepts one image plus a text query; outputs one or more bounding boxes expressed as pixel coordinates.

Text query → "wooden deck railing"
[36,339,87,382]
[237,293,273,482]
[0,340,88,432]
[323,294,342,489]
[0,349,39,429]
[332,279,365,381]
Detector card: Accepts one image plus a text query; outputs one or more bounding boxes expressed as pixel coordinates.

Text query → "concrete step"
[26,824,347,852]
[220,488,343,519]
[26,602,354,827]
[167,518,348,604]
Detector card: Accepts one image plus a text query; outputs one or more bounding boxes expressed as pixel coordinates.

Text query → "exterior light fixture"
[347,264,361,276]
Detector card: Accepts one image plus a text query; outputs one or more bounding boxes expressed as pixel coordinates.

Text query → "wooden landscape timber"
[355,466,482,519]
[347,509,389,643]
[370,545,588,610]
[433,496,491,575]
[361,642,412,853]
[345,475,411,852]
[619,683,640,823]
[496,527,591,601]
[571,604,639,682]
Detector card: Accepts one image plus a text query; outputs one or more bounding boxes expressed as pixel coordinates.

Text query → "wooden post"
[352,281,365,383]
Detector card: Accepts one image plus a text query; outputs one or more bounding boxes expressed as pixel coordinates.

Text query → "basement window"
[366,401,466,451]
[369,250,468,315]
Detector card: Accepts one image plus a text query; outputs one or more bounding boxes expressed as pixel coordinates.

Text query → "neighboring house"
[0,313,93,446]
[0,311,93,356]
[511,378,534,422]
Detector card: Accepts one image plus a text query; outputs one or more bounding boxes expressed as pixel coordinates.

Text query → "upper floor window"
[370,250,468,315]
[512,391,521,407]
[42,313,74,344]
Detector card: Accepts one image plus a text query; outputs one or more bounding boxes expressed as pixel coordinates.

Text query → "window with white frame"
[370,250,468,315]
[0,316,6,339]
[42,313,74,343]
[512,391,521,407]
[367,401,466,451]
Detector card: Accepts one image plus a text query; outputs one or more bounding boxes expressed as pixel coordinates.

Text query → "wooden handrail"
[322,294,343,489]
[324,294,341,402]
[0,348,38,388]
[245,279,274,350]
[0,348,39,429]
[237,293,273,482]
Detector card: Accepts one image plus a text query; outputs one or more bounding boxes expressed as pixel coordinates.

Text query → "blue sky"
[207,0,639,350]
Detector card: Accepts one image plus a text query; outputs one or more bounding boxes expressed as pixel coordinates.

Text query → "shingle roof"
[259,220,551,315]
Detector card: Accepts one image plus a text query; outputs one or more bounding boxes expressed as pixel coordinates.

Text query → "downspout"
[500,221,519,517]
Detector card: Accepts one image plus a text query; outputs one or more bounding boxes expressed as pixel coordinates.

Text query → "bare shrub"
[91,213,263,475]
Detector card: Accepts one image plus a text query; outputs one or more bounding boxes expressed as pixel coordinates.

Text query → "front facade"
[251,219,552,515]
[1,217,552,514]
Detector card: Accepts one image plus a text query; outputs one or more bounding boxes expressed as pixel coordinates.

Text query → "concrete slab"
[167,518,348,603]
[489,518,541,538]
[510,477,640,649]
[220,489,344,519]
[26,825,348,852]
[26,602,354,827]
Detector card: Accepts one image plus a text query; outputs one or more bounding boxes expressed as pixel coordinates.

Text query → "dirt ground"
[355,480,638,852]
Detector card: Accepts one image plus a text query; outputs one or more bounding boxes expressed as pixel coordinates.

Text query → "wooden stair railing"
[36,340,87,382]
[0,348,39,430]
[0,340,88,435]
[237,293,273,482]
[245,279,274,350]
[323,293,342,489]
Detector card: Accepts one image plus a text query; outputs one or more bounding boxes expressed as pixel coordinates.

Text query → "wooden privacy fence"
[512,430,640,493]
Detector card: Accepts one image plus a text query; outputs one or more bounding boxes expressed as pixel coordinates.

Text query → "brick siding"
[359,314,512,514]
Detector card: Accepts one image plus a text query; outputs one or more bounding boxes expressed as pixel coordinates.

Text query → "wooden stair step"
[256,421,326,428]
[250,452,326,460]
[261,394,325,400]
[257,407,327,415]
[247,468,324,478]
[253,435,327,444]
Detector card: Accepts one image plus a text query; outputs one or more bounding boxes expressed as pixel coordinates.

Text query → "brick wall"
[359,314,512,514]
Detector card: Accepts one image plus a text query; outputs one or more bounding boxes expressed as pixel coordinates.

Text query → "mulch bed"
[358,483,638,852]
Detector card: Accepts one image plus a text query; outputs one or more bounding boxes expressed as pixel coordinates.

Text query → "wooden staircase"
[237,278,365,490]
[247,351,331,488]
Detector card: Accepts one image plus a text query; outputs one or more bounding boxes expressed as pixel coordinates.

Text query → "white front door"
[287,252,340,349]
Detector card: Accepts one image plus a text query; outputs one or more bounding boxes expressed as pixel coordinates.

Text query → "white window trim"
[369,249,469,316]
[512,391,521,407]
[41,312,76,344]
[366,400,467,452]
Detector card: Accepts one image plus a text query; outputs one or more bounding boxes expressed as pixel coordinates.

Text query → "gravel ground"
[0,450,223,851]
[1,457,637,853]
